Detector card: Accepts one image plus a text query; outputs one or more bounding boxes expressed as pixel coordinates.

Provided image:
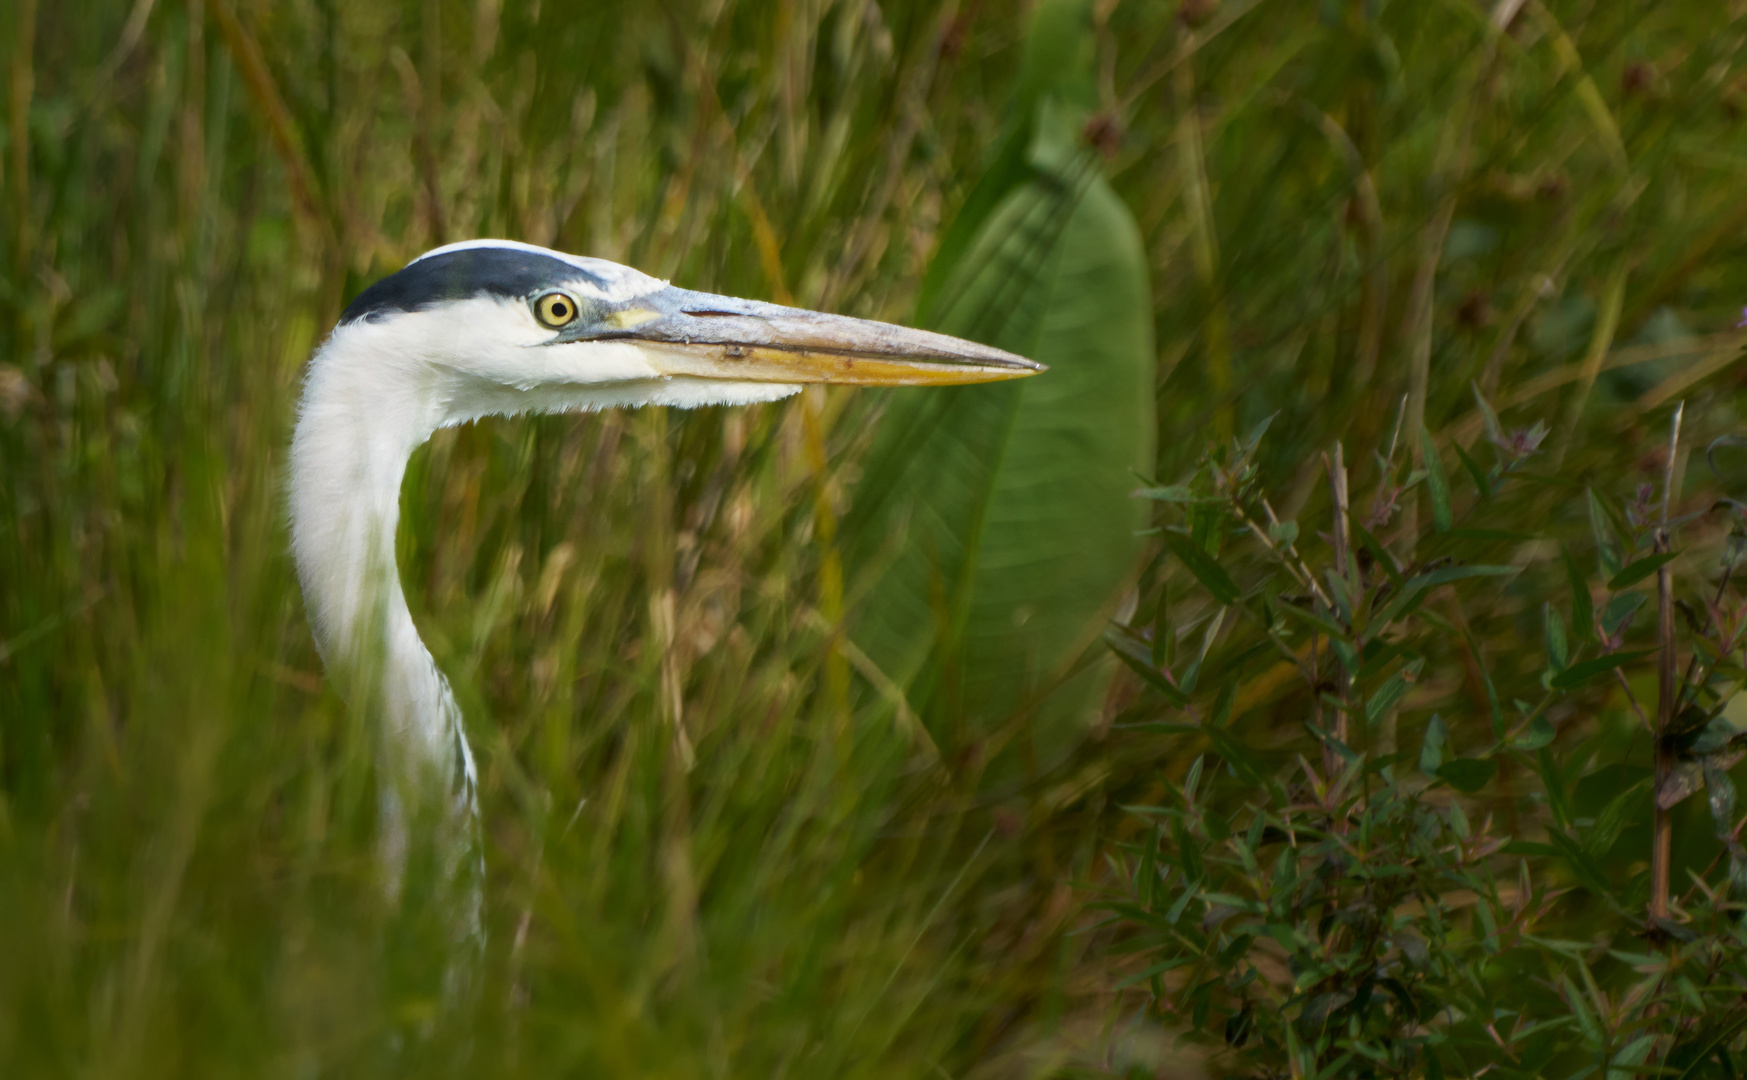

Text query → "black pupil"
[549,299,569,319]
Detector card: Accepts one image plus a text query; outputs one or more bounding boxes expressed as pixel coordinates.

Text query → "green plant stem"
[1175,46,1230,440]
[7,0,34,284]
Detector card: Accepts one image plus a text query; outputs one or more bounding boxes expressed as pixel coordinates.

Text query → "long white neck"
[289,321,477,893]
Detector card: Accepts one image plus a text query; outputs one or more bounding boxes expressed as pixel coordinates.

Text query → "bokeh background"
[4,0,1747,1076]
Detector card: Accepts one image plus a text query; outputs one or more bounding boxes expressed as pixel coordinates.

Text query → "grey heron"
[289,239,1040,922]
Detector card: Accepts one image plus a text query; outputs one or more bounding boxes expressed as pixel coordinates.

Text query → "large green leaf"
[914,0,1098,322]
[846,5,1154,762]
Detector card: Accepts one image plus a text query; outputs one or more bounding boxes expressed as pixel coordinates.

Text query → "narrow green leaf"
[1354,639,1409,682]
[1588,488,1624,580]
[1180,656,1202,697]
[1202,724,1263,786]
[1172,816,1202,884]
[1513,714,1556,751]
[1323,567,1353,625]
[1588,778,1650,857]
[1436,757,1497,793]
[1404,564,1517,590]
[1669,1013,1747,1080]
[1307,718,1358,762]
[1562,975,1603,1045]
[1151,590,1172,667]
[1133,485,1200,503]
[1543,602,1568,673]
[1189,503,1216,551]
[1162,532,1240,606]
[1458,623,1506,738]
[1368,565,1514,631]
[1365,657,1425,727]
[1448,799,1471,838]
[1104,627,1188,706]
[1564,546,1595,645]
[1210,680,1237,729]
[1502,840,1559,857]
[1550,649,1655,690]
[1370,585,1428,631]
[1475,892,1500,952]
[1473,382,1507,448]
[1539,747,1573,830]
[1329,639,1358,680]
[1420,428,1452,532]
[1163,878,1197,926]
[1352,523,1403,587]
[1607,1033,1656,1080]
[1547,828,1618,902]
[1607,551,1678,590]
[1276,597,1349,640]
[1113,957,1192,989]
[1601,592,1647,639]
[1419,713,1448,775]
[1453,440,1492,500]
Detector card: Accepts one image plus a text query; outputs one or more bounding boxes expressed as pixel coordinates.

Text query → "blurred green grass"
[4,1,1747,1076]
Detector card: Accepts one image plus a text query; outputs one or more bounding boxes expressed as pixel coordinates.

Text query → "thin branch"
[1233,499,1331,609]
[1329,443,1356,587]
[1613,668,1652,734]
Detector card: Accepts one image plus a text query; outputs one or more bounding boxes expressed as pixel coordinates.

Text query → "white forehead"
[412,239,669,303]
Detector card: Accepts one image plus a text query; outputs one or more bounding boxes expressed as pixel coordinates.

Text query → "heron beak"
[565,286,1043,386]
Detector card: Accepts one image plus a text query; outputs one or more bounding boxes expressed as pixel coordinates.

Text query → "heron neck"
[289,331,458,784]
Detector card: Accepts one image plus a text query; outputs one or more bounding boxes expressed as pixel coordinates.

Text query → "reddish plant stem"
[1651,531,1674,924]
[1325,442,1354,782]
[1650,402,1684,927]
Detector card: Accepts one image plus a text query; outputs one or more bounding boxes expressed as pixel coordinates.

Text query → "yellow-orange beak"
[557,286,1043,386]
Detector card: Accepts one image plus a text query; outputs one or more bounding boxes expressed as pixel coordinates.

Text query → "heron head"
[331,239,1040,419]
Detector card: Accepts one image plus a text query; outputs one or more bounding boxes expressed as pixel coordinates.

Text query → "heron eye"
[534,291,580,328]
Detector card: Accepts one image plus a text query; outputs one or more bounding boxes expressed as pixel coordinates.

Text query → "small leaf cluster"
[1103,750,1564,1078]
[1098,403,1747,1078]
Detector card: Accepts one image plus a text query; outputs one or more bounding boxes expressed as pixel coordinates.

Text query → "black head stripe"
[339,247,610,324]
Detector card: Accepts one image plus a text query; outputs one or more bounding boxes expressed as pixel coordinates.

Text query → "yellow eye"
[534,291,580,328]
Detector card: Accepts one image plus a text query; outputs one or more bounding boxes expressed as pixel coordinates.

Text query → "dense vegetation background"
[4,0,1747,1076]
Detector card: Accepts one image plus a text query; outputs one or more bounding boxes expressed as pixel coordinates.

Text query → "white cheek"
[544,340,667,385]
